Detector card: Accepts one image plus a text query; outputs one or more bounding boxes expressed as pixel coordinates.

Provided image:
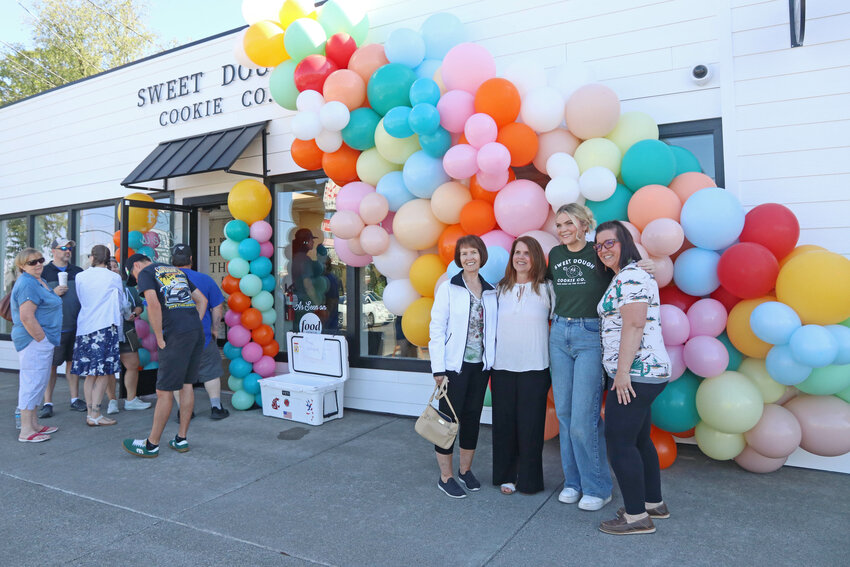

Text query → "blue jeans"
[549,316,612,498]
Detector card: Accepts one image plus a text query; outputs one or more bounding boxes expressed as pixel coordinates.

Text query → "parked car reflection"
[338,292,395,327]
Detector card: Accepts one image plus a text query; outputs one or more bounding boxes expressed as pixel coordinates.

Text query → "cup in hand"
[57,272,68,287]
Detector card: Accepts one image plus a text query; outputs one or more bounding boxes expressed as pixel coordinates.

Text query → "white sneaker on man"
[124,397,152,410]
[578,494,612,511]
[558,487,581,504]
[107,399,119,415]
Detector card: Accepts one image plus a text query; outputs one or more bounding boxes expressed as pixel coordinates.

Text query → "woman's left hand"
[611,372,636,405]
[636,258,655,274]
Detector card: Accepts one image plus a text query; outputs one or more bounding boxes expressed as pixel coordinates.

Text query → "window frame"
[658,117,724,187]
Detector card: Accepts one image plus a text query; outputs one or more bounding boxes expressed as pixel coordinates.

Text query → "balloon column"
[220,179,278,410]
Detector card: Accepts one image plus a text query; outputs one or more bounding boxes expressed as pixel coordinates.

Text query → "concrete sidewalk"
[1,371,847,567]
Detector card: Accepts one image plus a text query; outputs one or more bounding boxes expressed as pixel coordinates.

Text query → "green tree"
[0,0,162,105]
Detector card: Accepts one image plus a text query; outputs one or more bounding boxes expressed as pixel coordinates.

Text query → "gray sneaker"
[38,404,54,418]
[70,399,87,412]
[124,397,152,410]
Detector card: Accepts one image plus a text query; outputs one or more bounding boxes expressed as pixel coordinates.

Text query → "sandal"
[500,483,516,495]
[19,432,50,443]
[37,425,59,435]
[87,415,116,426]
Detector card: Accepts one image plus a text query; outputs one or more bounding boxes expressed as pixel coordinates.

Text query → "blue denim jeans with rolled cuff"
[548,315,613,499]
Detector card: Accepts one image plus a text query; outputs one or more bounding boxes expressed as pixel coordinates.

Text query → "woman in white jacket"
[72,245,124,426]
[429,234,498,499]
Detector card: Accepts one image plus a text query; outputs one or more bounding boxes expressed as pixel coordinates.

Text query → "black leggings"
[436,362,489,455]
[604,381,667,515]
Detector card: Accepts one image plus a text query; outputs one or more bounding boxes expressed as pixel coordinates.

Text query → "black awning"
[121,121,267,187]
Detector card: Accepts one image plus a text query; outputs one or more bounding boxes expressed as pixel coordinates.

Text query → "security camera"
[691,64,712,85]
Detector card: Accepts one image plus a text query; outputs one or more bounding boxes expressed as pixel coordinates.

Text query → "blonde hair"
[556,203,596,234]
[14,248,42,273]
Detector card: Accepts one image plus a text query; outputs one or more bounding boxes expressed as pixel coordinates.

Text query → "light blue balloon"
[227,375,243,392]
[383,106,414,138]
[680,187,745,250]
[137,347,151,367]
[402,150,450,198]
[420,12,467,60]
[136,245,155,259]
[673,248,720,297]
[414,59,442,82]
[242,372,261,395]
[223,341,242,360]
[789,325,839,367]
[261,274,276,292]
[376,171,416,211]
[252,290,274,312]
[766,344,812,385]
[143,361,159,370]
[446,262,462,277]
[408,103,440,136]
[249,256,273,278]
[826,325,850,365]
[239,274,263,297]
[410,78,441,106]
[231,389,255,410]
[220,238,240,261]
[750,301,801,345]
[418,127,452,158]
[384,27,426,69]
[480,246,509,286]
[261,308,277,326]
[228,257,250,278]
[225,219,250,241]
[229,357,252,378]
[128,230,145,249]
[238,238,261,261]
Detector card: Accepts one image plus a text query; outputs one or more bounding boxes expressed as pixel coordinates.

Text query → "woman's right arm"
[428,282,451,385]
[19,301,45,342]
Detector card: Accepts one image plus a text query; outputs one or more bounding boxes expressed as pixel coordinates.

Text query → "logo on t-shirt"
[154,266,194,309]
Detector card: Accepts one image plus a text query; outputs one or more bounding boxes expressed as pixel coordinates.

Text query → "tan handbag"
[415,381,459,449]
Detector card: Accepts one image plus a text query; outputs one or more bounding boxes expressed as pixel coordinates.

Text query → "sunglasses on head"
[26,257,46,266]
[56,246,73,251]
[593,239,619,252]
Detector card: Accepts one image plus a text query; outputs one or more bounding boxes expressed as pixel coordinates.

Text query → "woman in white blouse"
[491,236,554,494]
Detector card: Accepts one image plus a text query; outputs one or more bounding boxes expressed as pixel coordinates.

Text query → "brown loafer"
[599,515,656,535]
[616,502,670,519]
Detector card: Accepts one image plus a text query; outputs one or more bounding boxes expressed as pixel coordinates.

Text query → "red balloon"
[659,284,698,313]
[650,425,678,470]
[294,55,339,94]
[710,285,741,313]
[717,242,779,299]
[739,203,799,261]
[325,33,357,69]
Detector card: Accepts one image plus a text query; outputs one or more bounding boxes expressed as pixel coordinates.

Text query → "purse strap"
[428,381,459,423]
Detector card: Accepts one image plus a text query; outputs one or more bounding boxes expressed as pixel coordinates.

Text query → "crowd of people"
[428,206,672,536]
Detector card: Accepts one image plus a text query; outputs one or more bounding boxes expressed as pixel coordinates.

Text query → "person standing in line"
[428,235,498,499]
[171,244,230,420]
[40,238,86,417]
[593,221,671,535]
[491,236,554,495]
[122,253,207,458]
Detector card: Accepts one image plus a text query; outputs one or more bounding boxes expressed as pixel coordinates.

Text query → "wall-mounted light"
[789,0,806,47]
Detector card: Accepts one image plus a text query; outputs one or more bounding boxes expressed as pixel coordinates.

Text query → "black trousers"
[490,368,551,493]
[436,361,489,455]
[604,381,667,515]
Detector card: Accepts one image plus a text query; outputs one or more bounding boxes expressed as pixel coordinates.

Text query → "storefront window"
[358,265,426,360]
[0,217,28,334]
[76,206,115,266]
[34,212,68,259]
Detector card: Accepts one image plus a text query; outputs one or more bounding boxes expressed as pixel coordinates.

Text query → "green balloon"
[228,257,250,279]
[231,389,255,411]
[695,421,745,461]
[269,60,299,111]
[621,139,677,191]
[261,308,277,326]
[227,375,243,392]
[651,372,700,433]
[252,290,274,312]
[140,308,148,321]
[717,332,743,371]
[317,0,366,38]
[841,317,850,329]
[342,107,381,150]
[351,14,370,45]
[796,364,850,395]
[483,384,492,407]
[239,274,263,297]
[283,18,327,62]
[836,383,850,403]
[670,145,702,175]
[585,183,631,224]
[695,371,764,434]
[219,238,240,261]
[367,63,417,116]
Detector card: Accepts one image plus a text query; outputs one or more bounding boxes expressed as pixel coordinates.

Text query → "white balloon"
[233,29,263,70]
[373,235,419,280]
[296,90,325,113]
[520,87,565,133]
[382,279,421,316]
[502,59,547,98]
[292,111,322,141]
[549,62,595,100]
[546,152,580,179]
[316,129,343,152]
[241,0,282,25]
[545,176,581,210]
[579,166,617,201]
[319,101,350,132]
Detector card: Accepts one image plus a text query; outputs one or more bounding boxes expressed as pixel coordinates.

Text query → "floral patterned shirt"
[463,294,484,363]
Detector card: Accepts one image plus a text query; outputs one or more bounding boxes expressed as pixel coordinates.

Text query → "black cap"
[124,253,151,287]
[171,243,192,267]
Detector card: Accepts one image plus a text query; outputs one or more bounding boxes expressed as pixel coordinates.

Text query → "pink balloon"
[641,218,684,257]
[329,210,364,239]
[440,42,497,94]
[687,298,728,338]
[744,404,802,459]
[335,181,375,212]
[651,255,674,288]
[476,142,511,174]
[359,225,390,256]
[442,144,479,179]
[141,333,157,352]
[476,169,509,191]
[227,324,252,348]
[481,229,515,252]
[259,240,274,257]
[464,113,498,149]
[519,230,559,258]
[334,236,372,267]
[381,210,395,234]
[249,220,273,242]
[682,335,729,378]
[359,192,389,225]
[242,341,264,363]
[149,348,158,362]
[565,83,621,139]
[621,221,642,244]
[437,90,475,133]
[346,235,366,256]
[253,355,277,378]
[660,304,690,346]
[224,309,242,328]
[734,445,787,474]
[784,395,850,457]
[493,180,548,237]
[666,344,686,381]
[134,318,150,339]
[144,232,160,247]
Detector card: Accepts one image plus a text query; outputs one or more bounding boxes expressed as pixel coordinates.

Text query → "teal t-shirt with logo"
[547,243,609,319]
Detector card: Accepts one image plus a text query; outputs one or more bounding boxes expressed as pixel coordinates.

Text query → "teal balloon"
[408,103,440,135]
[239,274,263,297]
[717,332,743,371]
[651,371,700,433]
[225,219,250,241]
[228,257,250,278]
[136,245,155,258]
[223,341,242,360]
[143,361,159,370]
[140,308,148,321]
[796,364,850,396]
[137,347,151,367]
[269,60,299,111]
[670,145,702,175]
[621,139,677,190]
[261,274,276,292]
[220,238,240,261]
[585,183,631,224]
[418,126,451,158]
[261,308,276,325]
[483,385,492,407]
[255,392,264,407]
[367,63,417,116]
[341,107,381,150]
[284,18,327,61]
[242,372,261,395]
[252,290,274,312]
[384,106,414,138]
[238,238,261,261]
[836,384,850,403]
[409,78,441,106]
[231,389,255,410]
[227,375,243,392]
[229,357,252,378]
[249,256,273,278]
[128,230,145,249]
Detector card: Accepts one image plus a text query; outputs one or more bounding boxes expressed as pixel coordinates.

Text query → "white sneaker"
[107,400,119,415]
[124,397,152,410]
[578,494,613,511]
[558,487,581,504]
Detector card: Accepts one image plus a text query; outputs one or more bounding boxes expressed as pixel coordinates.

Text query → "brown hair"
[453,234,488,268]
[90,244,111,267]
[498,236,548,295]
[14,248,41,273]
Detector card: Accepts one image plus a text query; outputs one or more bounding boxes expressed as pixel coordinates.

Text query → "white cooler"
[259,332,349,426]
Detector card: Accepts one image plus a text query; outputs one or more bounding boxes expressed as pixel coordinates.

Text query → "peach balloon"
[651,255,674,287]
[359,224,390,256]
[348,44,389,85]
[430,181,472,225]
[734,446,787,474]
[641,218,685,257]
[329,210,364,239]
[743,403,802,459]
[565,84,621,140]
[627,184,681,231]
[323,69,367,111]
[393,199,447,250]
[669,172,717,205]
[346,234,366,256]
[621,221,641,244]
[520,230,559,258]
[359,192,389,225]
[533,128,580,174]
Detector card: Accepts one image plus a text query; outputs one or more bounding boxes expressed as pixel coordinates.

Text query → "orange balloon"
[112,230,121,248]
[322,69,367,110]
[497,123,539,167]
[673,427,695,438]
[262,340,280,358]
[221,275,240,295]
[668,172,716,205]
[240,308,263,330]
[627,184,682,231]
[474,78,521,127]
[543,403,559,441]
[457,133,469,145]
[650,425,678,469]
[726,296,774,358]
[348,43,389,85]
[115,247,134,262]
[459,200,496,236]
[438,224,466,265]
[227,291,251,313]
[252,324,275,346]
[322,143,360,186]
[291,138,324,171]
[470,169,515,203]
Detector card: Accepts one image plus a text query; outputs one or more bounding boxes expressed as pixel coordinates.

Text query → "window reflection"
[1,217,28,334]
[34,212,68,258]
[76,206,114,266]
[358,267,427,360]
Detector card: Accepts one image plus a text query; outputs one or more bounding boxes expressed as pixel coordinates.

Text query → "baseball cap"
[294,228,317,242]
[124,253,151,287]
[171,243,192,266]
[51,237,76,249]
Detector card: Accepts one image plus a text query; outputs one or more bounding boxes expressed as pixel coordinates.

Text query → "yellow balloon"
[356,148,402,186]
[605,111,659,155]
[776,250,850,325]
[573,137,622,176]
[737,357,786,403]
[430,181,471,225]
[409,254,446,298]
[726,297,773,358]
[280,0,317,27]
[401,297,433,347]
[244,21,289,68]
[433,67,447,95]
[374,120,420,165]
[117,192,157,232]
[778,244,824,268]
[228,180,272,224]
[392,199,446,251]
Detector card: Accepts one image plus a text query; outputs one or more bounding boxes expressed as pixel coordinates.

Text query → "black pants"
[436,362,489,455]
[604,381,667,515]
[491,368,551,493]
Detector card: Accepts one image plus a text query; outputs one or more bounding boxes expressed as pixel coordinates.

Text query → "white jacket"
[429,273,498,375]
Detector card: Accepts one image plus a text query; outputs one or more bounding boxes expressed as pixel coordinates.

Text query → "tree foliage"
[0,0,162,105]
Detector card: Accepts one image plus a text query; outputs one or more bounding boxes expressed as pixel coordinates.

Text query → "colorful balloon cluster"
[134,313,160,371]
[220,179,278,411]
[113,192,159,262]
